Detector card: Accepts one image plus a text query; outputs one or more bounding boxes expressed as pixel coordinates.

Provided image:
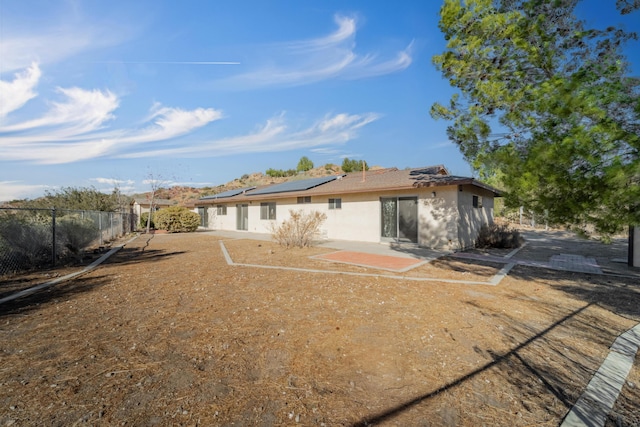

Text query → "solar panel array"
[199,186,256,200]
[248,175,343,196]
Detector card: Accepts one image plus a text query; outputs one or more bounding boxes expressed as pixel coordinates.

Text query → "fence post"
[51,207,57,267]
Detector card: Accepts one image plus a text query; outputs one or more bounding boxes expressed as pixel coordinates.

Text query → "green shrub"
[475,223,524,249]
[270,210,327,248]
[154,206,200,233]
[140,212,155,229]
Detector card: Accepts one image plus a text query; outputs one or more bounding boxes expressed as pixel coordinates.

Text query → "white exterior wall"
[249,195,382,242]
[197,187,495,250]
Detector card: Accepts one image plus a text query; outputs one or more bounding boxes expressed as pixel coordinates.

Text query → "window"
[328,198,342,210]
[260,202,276,220]
[297,196,311,204]
[472,195,483,208]
[216,205,227,215]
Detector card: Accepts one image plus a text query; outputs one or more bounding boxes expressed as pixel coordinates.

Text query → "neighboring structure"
[131,198,176,229]
[195,166,501,250]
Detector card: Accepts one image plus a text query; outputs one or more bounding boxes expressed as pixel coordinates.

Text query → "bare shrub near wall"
[271,210,327,248]
[475,223,524,249]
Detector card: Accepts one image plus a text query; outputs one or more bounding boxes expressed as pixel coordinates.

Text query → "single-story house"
[131,198,176,229]
[195,166,500,250]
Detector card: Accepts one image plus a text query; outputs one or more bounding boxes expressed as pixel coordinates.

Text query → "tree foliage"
[431,0,640,234]
[297,156,314,172]
[21,186,127,212]
[341,158,369,173]
[265,168,297,178]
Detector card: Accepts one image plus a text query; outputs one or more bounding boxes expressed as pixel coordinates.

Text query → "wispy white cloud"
[219,14,413,89]
[0,65,223,164]
[0,63,380,164]
[1,6,130,73]
[310,147,342,155]
[90,177,135,186]
[1,86,120,136]
[0,181,51,201]
[0,63,41,120]
[119,112,380,159]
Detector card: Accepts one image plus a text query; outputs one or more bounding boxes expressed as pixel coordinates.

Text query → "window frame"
[328,198,342,210]
[260,202,277,220]
[216,205,227,215]
[297,196,311,204]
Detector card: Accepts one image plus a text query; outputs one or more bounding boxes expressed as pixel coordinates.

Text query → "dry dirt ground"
[1,231,639,426]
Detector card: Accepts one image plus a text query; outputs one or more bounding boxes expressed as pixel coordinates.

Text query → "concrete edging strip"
[218,240,505,286]
[0,235,139,306]
[561,323,640,427]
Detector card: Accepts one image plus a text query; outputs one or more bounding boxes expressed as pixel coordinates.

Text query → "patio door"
[380,197,418,243]
[236,204,248,230]
[197,207,207,228]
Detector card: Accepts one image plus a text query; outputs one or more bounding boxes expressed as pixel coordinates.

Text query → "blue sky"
[0,0,638,201]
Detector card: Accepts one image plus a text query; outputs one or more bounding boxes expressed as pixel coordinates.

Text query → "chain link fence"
[0,208,134,277]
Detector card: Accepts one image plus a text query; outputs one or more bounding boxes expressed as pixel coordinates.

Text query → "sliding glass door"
[380,197,418,243]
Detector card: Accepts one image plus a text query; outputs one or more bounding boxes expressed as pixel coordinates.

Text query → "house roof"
[197,166,500,205]
[132,198,175,206]
[200,187,256,200]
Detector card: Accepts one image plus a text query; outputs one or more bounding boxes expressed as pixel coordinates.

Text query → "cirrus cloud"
[217,14,413,89]
[0,64,380,165]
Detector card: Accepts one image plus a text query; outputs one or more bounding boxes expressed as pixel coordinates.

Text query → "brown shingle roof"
[197,166,500,205]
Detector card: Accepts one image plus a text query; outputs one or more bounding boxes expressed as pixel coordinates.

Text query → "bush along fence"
[0,207,134,277]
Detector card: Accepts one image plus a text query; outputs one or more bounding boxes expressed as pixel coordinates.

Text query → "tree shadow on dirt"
[351,303,599,426]
[102,247,187,268]
[0,274,111,319]
[0,247,186,303]
[352,263,640,426]
[430,256,504,276]
[388,242,444,260]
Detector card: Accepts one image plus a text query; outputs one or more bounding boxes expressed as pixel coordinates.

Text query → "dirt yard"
[1,232,639,426]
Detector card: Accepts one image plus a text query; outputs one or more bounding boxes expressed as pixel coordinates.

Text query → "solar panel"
[248,176,343,196]
[199,186,256,200]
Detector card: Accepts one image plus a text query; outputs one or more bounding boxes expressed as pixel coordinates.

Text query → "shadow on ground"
[352,261,639,426]
[511,265,640,321]
[0,275,111,319]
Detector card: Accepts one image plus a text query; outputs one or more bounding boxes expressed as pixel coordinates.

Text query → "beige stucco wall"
[196,186,495,250]
[456,186,495,250]
[418,187,460,250]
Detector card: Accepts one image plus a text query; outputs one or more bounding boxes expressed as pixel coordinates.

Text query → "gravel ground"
[0,231,638,426]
